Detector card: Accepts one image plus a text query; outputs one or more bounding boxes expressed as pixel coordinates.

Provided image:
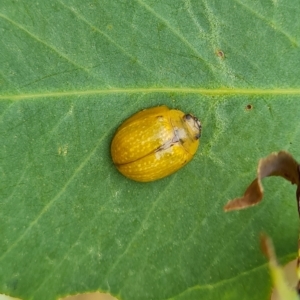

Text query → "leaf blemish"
[246,104,253,110]
[216,50,225,59]
[58,145,68,156]
[68,105,74,115]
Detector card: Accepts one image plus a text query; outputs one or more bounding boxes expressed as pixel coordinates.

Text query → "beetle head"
[183,114,202,140]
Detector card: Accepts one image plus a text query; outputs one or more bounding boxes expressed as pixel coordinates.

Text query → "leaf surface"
[1,0,300,299]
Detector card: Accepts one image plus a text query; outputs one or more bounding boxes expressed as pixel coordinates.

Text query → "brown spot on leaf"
[246,104,253,110]
[216,50,225,58]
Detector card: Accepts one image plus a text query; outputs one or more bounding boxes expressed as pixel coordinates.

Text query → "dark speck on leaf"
[216,50,225,58]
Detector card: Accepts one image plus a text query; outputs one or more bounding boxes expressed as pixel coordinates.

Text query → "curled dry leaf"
[224,151,300,212]
[223,151,300,297]
[260,234,299,300]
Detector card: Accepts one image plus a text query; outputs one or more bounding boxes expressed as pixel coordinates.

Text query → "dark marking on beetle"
[195,121,202,139]
[184,114,202,139]
[172,129,180,143]
[156,139,177,152]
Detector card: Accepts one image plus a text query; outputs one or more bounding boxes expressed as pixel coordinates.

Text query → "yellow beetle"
[111,105,201,182]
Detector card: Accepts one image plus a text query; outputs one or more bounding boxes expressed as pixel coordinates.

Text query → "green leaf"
[1,1,300,300]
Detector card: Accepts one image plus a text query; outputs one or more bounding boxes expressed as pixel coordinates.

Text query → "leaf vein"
[102,175,177,285]
[233,0,299,47]
[0,121,109,262]
[2,87,300,101]
[57,1,153,75]
[134,0,214,73]
[0,13,90,72]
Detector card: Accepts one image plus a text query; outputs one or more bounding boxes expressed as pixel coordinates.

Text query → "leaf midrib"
[1,88,300,101]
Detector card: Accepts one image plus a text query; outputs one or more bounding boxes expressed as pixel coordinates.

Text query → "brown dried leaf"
[260,234,299,300]
[261,234,277,263]
[224,151,300,212]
